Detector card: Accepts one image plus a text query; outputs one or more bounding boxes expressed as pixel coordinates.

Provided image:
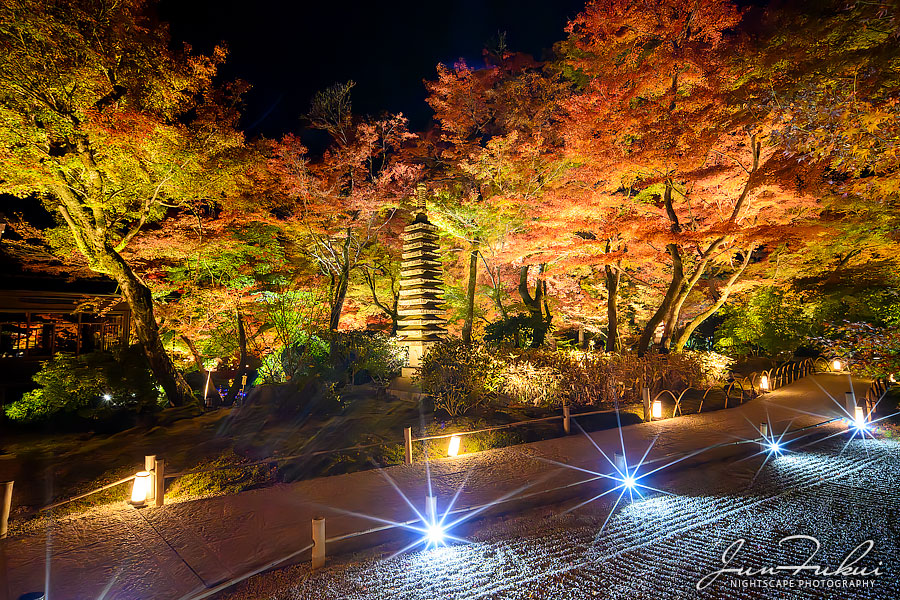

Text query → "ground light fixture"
[652,400,662,419]
[447,435,461,457]
[832,359,843,372]
[853,406,868,430]
[425,521,446,546]
[760,374,769,391]
[128,471,151,507]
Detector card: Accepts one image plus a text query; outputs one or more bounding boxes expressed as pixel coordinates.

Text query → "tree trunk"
[224,310,249,404]
[362,267,399,334]
[637,243,683,355]
[462,244,478,344]
[673,247,754,352]
[519,264,550,348]
[105,252,197,407]
[638,183,683,355]
[329,268,350,330]
[181,334,203,368]
[664,238,726,348]
[604,264,621,352]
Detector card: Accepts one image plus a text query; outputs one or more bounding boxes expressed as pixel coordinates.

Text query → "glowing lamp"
[129,471,151,507]
[759,375,769,391]
[102,394,112,402]
[652,400,662,419]
[447,435,461,457]
[425,522,445,547]
[854,406,867,429]
[832,359,843,372]
[623,475,636,489]
[767,442,782,455]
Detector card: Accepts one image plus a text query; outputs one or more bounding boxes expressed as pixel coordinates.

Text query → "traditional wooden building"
[0,289,130,360]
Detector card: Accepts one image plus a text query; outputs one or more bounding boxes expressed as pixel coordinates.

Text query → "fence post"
[614,452,626,475]
[759,422,769,451]
[403,427,413,465]
[426,495,437,523]
[642,387,651,422]
[153,459,165,508]
[845,391,857,419]
[0,480,12,539]
[563,404,571,435]
[312,516,326,569]
[145,455,156,502]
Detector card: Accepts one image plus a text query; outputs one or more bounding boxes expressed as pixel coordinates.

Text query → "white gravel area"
[219,436,900,600]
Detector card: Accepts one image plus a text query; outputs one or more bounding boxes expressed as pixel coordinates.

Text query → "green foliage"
[715,288,813,357]
[4,348,160,422]
[328,331,405,384]
[484,314,543,348]
[420,339,504,416]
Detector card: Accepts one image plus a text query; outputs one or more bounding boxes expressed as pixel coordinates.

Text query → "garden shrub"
[420,339,504,416]
[484,314,544,348]
[257,330,403,387]
[4,347,161,423]
[497,349,730,407]
[498,350,609,407]
[421,340,733,413]
[328,330,405,384]
[500,355,562,406]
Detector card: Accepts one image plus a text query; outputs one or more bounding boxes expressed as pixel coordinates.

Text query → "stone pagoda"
[396,188,445,376]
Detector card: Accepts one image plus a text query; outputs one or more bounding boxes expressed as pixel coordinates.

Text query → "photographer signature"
[697,535,883,590]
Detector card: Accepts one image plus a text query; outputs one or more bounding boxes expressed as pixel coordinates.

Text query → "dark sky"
[159,0,588,139]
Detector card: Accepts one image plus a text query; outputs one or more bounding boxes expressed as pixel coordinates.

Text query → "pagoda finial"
[415,183,427,213]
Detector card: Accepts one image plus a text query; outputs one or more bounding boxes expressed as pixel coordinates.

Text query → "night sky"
[159,0,588,140]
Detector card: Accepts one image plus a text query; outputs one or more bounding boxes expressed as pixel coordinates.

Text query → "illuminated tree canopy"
[2,0,898,403]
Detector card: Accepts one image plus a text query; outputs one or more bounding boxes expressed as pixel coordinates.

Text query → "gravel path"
[2,374,880,599]
[224,436,900,599]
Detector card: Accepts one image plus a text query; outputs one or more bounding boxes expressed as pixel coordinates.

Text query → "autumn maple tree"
[553,0,826,353]
[0,0,248,405]
[269,82,419,330]
[424,55,569,345]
